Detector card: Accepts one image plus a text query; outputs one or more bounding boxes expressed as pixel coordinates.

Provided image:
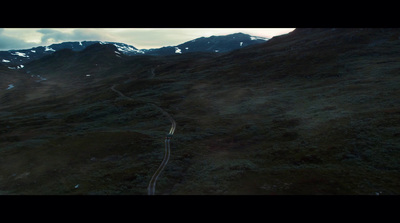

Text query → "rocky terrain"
[1,28,399,195]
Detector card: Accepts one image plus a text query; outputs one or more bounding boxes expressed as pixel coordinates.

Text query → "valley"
[1,28,400,195]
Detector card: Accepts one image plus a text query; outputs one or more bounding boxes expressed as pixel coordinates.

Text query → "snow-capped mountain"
[0,33,269,66]
[143,33,269,55]
[0,41,141,67]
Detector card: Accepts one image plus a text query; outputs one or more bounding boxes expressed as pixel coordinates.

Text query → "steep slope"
[189,28,400,81]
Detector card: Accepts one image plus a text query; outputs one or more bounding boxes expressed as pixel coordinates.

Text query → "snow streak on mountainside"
[143,33,268,55]
[0,33,268,66]
[0,41,140,66]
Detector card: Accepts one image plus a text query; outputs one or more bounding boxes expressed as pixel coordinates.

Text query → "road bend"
[147,138,171,195]
[146,105,176,195]
[111,69,176,195]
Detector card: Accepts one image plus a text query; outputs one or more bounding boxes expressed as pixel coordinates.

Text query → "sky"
[0,28,295,51]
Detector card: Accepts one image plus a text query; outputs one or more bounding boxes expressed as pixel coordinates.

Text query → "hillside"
[1,28,400,195]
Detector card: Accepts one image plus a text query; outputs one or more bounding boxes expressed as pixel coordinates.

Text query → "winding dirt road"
[146,102,176,195]
[111,70,176,195]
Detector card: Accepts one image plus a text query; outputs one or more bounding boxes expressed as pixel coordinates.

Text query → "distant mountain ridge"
[0,33,268,66]
[0,41,142,67]
[22,43,129,80]
[143,32,268,55]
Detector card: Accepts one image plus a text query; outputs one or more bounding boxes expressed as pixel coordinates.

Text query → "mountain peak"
[144,32,269,55]
[0,33,269,64]
[83,42,119,53]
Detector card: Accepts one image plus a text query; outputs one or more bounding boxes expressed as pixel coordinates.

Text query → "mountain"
[211,28,400,80]
[0,41,141,67]
[0,33,268,66]
[143,32,268,55]
[22,43,132,81]
[2,28,400,195]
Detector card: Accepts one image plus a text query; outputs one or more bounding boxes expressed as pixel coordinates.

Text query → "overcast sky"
[0,28,295,51]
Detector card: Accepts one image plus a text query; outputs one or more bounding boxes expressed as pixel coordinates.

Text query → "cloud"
[33,28,201,49]
[0,28,38,50]
[37,29,109,45]
[0,28,119,50]
[113,29,196,49]
[0,28,296,51]
[110,28,296,49]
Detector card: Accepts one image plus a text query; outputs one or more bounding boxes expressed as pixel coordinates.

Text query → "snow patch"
[45,46,55,52]
[250,36,269,41]
[8,65,24,69]
[6,84,14,90]
[214,49,219,53]
[31,50,36,53]
[113,43,144,54]
[240,42,243,46]
[35,74,47,82]
[175,47,182,54]
[2,59,10,63]
[11,52,29,57]
[79,41,83,46]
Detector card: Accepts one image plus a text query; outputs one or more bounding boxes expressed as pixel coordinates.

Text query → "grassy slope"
[1,29,400,194]
[151,28,400,195]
